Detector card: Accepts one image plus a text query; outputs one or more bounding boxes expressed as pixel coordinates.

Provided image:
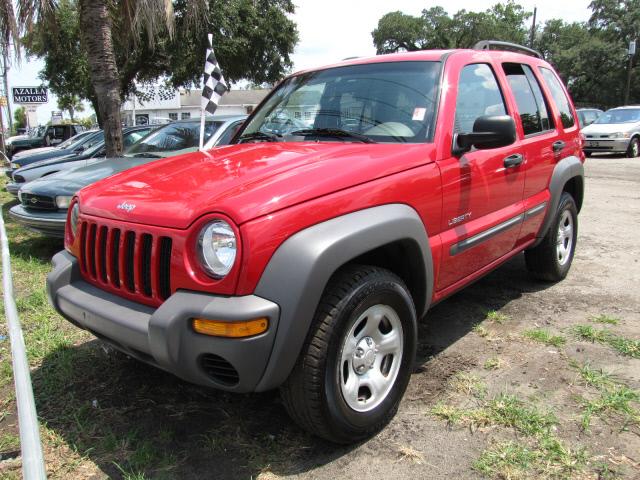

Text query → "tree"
[57,93,84,121]
[18,0,298,156]
[13,106,26,131]
[372,1,530,54]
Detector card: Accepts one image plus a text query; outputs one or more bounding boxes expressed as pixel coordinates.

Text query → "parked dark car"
[7,124,86,158]
[8,130,102,172]
[10,116,246,237]
[6,125,154,196]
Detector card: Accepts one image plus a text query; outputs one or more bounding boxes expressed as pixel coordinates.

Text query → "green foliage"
[23,0,298,119]
[574,325,640,358]
[57,93,84,121]
[13,106,27,131]
[372,1,530,53]
[523,328,566,347]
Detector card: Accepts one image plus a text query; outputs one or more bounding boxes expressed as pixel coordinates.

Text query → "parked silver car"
[581,106,640,157]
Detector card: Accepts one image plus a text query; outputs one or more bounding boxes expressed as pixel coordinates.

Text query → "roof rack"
[474,40,543,59]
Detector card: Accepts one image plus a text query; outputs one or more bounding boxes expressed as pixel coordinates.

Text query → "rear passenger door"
[435,62,526,291]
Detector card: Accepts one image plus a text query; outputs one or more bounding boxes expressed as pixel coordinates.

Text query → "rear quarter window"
[539,67,575,129]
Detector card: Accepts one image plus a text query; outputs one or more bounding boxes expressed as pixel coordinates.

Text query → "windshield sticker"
[412,108,427,121]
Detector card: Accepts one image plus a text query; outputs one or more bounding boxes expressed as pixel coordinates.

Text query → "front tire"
[525,192,578,281]
[626,137,639,158]
[280,265,417,443]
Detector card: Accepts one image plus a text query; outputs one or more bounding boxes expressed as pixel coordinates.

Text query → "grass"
[449,372,487,398]
[574,325,640,358]
[431,393,557,436]
[474,436,588,479]
[523,328,566,348]
[572,362,640,432]
[483,357,505,371]
[590,314,620,325]
[486,310,510,324]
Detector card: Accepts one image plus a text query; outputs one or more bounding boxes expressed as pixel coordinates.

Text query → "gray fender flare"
[253,203,433,391]
[534,155,584,245]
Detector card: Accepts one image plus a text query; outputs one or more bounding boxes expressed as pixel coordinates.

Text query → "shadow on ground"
[33,254,553,479]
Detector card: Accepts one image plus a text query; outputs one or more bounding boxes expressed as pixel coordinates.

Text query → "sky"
[4,0,592,128]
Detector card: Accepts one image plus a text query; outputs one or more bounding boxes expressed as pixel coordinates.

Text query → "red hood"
[77,142,435,229]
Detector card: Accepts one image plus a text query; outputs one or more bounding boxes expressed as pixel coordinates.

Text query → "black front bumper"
[47,251,281,392]
[8,204,66,237]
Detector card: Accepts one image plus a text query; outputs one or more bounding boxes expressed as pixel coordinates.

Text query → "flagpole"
[199,34,212,152]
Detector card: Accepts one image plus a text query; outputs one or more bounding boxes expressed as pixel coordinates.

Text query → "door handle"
[552,140,565,152]
[504,153,524,168]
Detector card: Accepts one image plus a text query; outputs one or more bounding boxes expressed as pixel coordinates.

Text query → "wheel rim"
[338,304,404,412]
[633,140,639,157]
[556,210,574,266]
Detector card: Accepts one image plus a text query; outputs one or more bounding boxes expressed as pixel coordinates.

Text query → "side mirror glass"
[453,115,517,155]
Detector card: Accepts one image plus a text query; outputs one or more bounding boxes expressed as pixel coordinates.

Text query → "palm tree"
[0,0,208,156]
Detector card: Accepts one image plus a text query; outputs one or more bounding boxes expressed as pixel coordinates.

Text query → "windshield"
[58,130,93,149]
[239,61,441,144]
[125,120,223,157]
[30,126,46,138]
[595,108,640,124]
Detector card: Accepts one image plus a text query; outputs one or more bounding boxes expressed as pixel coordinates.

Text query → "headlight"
[70,203,80,236]
[10,162,20,169]
[56,196,72,209]
[17,191,23,203]
[198,220,237,278]
[611,132,631,139]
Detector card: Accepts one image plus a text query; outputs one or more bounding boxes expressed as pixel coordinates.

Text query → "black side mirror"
[73,146,85,153]
[453,115,517,155]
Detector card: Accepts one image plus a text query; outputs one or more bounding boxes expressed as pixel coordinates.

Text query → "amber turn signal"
[192,317,269,338]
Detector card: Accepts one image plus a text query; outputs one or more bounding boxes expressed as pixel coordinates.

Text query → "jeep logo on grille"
[116,201,136,213]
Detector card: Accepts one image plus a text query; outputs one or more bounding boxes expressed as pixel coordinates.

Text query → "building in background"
[121,88,270,125]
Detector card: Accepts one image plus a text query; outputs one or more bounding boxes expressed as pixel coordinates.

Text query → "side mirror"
[73,146,85,153]
[453,115,517,155]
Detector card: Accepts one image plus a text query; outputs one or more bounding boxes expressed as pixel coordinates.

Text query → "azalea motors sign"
[13,86,48,104]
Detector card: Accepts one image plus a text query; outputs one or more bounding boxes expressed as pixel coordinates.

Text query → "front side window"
[504,63,553,136]
[124,121,223,157]
[539,67,575,129]
[239,61,441,143]
[454,64,507,134]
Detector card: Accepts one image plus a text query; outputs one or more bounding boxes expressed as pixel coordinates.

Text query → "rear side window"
[503,63,553,136]
[539,67,575,129]
[455,64,506,134]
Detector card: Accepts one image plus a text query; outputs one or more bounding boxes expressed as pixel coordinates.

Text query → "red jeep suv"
[47,41,584,443]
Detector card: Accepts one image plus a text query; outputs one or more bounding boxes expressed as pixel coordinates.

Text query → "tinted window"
[216,121,244,146]
[504,63,552,135]
[540,67,575,129]
[454,64,506,134]
[241,61,441,143]
[123,128,152,148]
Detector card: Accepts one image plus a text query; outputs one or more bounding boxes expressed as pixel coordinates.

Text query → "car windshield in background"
[594,109,640,124]
[58,131,94,149]
[125,121,223,157]
[239,61,441,144]
[31,126,46,138]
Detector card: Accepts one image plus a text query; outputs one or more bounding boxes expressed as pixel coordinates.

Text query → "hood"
[6,135,28,144]
[21,156,158,197]
[13,146,58,159]
[12,148,74,167]
[78,142,436,229]
[17,151,88,173]
[582,122,640,135]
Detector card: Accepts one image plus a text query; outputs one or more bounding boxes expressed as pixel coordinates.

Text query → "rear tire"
[280,265,417,444]
[626,137,639,158]
[584,151,592,158]
[525,192,578,281]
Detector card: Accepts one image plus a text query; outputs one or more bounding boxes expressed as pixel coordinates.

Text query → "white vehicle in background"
[581,105,640,157]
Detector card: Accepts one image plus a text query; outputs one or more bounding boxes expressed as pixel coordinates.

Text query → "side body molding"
[535,155,584,245]
[253,203,433,391]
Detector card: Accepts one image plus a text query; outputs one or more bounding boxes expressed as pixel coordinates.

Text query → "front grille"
[78,220,173,302]
[20,193,57,211]
[200,354,240,386]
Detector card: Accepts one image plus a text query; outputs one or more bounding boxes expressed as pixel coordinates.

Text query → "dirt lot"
[0,156,639,479]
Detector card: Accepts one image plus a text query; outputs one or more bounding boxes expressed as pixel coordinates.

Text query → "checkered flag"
[201,33,228,115]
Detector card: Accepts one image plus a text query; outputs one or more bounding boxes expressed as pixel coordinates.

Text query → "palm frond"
[120,0,175,48]
[18,0,56,31]
[0,0,19,58]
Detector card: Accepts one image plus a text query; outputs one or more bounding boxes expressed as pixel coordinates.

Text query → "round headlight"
[198,220,237,278]
[56,195,72,209]
[10,162,20,169]
[70,203,80,236]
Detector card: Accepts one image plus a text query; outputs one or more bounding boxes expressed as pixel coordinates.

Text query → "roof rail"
[473,40,543,59]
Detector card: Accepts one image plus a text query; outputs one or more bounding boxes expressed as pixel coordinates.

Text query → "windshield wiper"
[238,131,282,143]
[290,128,377,144]
[129,152,163,158]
